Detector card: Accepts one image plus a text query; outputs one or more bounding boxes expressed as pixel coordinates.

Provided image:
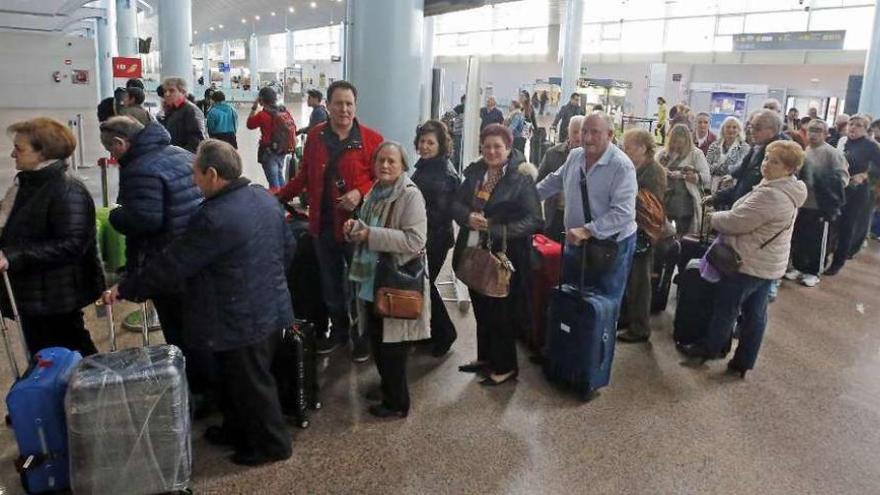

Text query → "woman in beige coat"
[345,142,430,419]
[680,141,807,377]
[657,123,710,236]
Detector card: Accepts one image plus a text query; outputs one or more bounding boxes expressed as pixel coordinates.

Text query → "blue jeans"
[260,150,286,188]
[562,233,636,307]
[703,272,773,370]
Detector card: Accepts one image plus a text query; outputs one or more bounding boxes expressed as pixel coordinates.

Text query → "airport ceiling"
[0,0,530,41]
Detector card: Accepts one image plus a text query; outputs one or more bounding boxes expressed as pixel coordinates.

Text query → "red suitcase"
[529,234,562,351]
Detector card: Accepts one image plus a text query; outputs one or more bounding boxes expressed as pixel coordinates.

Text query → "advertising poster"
[710,92,746,130]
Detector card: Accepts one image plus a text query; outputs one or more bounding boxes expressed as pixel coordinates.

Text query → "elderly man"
[106,139,294,467]
[277,80,383,360]
[552,93,586,143]
[480,96,504,130]
[827,113,849,147]
[160,77,207,153]
[537,113,638,306]
[536,115,585,242]
[785,119,849,287]
[709,109,787,211]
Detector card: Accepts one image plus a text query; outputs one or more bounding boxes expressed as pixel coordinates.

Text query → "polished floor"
[0,108,878,494]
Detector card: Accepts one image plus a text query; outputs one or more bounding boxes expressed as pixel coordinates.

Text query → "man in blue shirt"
[297,89,329,137]
[536,113,638,304]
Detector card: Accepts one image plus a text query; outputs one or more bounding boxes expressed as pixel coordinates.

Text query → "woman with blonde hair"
[706,116,750,193]
[656,123,710,236]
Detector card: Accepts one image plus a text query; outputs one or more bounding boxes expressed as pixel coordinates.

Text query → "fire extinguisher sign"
[112,57,142,78]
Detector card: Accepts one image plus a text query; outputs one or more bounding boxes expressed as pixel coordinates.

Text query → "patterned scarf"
[473,165,504,212]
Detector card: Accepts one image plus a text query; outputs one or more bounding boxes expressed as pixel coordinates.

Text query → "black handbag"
[706,208,797,277]
[579,168,618,274]
[372,200,426,320]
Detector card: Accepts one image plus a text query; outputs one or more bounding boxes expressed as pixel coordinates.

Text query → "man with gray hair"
[160,76,207,153]
[709,109,787,210]
[106,139,295,466]
[536,114,585,242]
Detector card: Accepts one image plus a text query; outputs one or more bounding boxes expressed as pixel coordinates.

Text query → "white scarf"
[0,160,57,233]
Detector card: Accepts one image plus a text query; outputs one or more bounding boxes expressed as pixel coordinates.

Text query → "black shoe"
[204,425,236,448]
[824,265,842,276]
[458,361,487,373]
[317,338,343,355]
[230,449,291,466]
[479,369,518,386]
[678,343,725,362]
[368,403,408,419]
[352,337,370,363]
[616,332,649,344]
[726,361,748,379]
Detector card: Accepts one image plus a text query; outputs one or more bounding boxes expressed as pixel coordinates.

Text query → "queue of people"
[4,78,878,471]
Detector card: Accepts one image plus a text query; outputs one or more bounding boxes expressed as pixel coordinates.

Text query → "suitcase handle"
[556,242,591,292]
[0,272,30,379]
[95,299,117,352]
[140,302,150,347]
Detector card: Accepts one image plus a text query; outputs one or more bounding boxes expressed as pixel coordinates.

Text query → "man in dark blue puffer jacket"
[99,116,211,399]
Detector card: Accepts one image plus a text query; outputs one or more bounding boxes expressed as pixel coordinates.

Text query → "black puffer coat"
[119,179,295,352]
[411,156,460,256]
[0,161,105,315]
[162,99,206,153]
[110,122,203,277]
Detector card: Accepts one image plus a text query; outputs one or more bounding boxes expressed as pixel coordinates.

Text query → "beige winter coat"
[356,178,431,343]
[711,175,808,280]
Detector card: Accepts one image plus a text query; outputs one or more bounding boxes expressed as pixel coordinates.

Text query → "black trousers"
[365,303,411,413]
[831,184,871,270]
[791,209,827,276]
[153,296,217,397]
[513,137,527,154]
[215,333,291,458]
[849,188,876,257]
[427,245,457,348]
[469,290,518,374]
[20,310,98,356]
[209,132,238,149]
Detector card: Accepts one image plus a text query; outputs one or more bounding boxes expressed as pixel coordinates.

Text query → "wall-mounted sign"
[112,57,142,78]
[733,30,845,51]
[672,73,682,82]
[71,70,89,85]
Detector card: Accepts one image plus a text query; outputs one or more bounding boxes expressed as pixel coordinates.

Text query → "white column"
[248,34,260,90]
[461,56,482,167]
[158,0,194,89]
[222,39,231,88]
[858,2,880,116]
[201,43,210,86]
[96,0,118,99]
[116,0,138,57]
[420,16,435,122]
[560,0,585,102]
[349,0,424,146]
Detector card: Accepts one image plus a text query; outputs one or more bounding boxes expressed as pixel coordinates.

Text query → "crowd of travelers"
[1,73,877,468]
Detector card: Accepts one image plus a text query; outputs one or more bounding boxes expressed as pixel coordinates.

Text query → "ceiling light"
[310,2,317,8]
[241,18,247,23]
[271,11,276,16]
[288,6,295,13]
[209,26,214,31]
[254,15,260,20]
[218,24,223,28]
[193,30,198,34]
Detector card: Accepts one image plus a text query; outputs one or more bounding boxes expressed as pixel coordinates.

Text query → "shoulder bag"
[454,224,514,298]
[706,205,797,277]
[579,167,618,275]
[373,200,426,319]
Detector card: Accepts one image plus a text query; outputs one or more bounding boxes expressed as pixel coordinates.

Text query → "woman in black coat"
[451,124,542,386]
[0,118,105,355]
[411,120,460,357]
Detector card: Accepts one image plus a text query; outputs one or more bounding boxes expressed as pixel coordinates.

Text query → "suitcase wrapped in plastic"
[528,234,562,351]
[6,347,82,494]
[65,344,191,495]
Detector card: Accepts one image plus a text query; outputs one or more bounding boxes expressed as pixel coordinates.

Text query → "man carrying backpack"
[247,87,297,191]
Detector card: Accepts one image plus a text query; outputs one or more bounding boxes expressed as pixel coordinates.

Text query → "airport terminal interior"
[1,0,880,493]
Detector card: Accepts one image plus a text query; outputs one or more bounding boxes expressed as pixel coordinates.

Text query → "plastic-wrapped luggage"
[65,344,191,495]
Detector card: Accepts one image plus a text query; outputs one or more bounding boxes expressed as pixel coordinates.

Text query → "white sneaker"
[784,269,802,281]
[801,275,820,287]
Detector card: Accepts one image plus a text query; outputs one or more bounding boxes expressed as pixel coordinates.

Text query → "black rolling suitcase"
[274,320,321,429]
[651,237,680,313]
[285,207,329,335]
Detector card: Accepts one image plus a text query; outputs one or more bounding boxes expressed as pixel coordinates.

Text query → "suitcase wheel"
[298,419,310,429]
[5,414,10,426]
[312,401,322,410]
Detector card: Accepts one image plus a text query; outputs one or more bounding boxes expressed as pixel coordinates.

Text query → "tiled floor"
[0,107,878,494]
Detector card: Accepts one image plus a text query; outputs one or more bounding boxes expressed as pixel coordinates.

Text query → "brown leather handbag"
[374,253,425,320]
[454,225,514,298]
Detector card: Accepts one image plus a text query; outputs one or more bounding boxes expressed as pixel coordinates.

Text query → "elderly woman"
[345,142,429,419]
[706,116,750,194]
[618,128,667,343]
[411,120,459,357]
[681,141,807,377]
[657,123,710,236]
[451,124,542,386]
[0,118,104,355]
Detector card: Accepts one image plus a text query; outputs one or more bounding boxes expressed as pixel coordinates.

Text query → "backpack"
[635,188,667,241]
[268,106,297,153]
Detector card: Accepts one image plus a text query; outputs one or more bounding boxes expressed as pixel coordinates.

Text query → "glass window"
[717,15,745,35]
[619,20,665,53]
[743,11,809,33]
[601,22,622,40]
[809,6,874,49]
[665,17,716,52]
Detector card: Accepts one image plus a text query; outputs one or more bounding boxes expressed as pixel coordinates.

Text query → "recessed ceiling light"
[289,6,295,13]
[310,2,317,8]
[241,18,247,23]
[218,24,223,28]
[209,26,214,31]
[271,11,276,16]
[193,30,198,34]
[254,15,260,20]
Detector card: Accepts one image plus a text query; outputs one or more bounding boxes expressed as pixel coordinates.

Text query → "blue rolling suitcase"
[543,246,619,401]
[6,347,82,494]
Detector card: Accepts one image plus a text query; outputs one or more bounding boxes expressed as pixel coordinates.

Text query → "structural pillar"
[201,43,210,86]
[349,0,424,147]
[158,0,193,89]
[560,0,585,103]
[96,0,118,99]
[420,16,435,122]
[858,2,880,117]
[116,0,138,57]
[248,34,260,90]
[222,39,231,89]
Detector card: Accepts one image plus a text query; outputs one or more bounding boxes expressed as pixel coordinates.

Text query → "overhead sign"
[733,30,845,51]
[112,57,142,78]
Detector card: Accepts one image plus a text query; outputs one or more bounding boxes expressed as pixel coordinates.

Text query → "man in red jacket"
[277,80,383,361]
